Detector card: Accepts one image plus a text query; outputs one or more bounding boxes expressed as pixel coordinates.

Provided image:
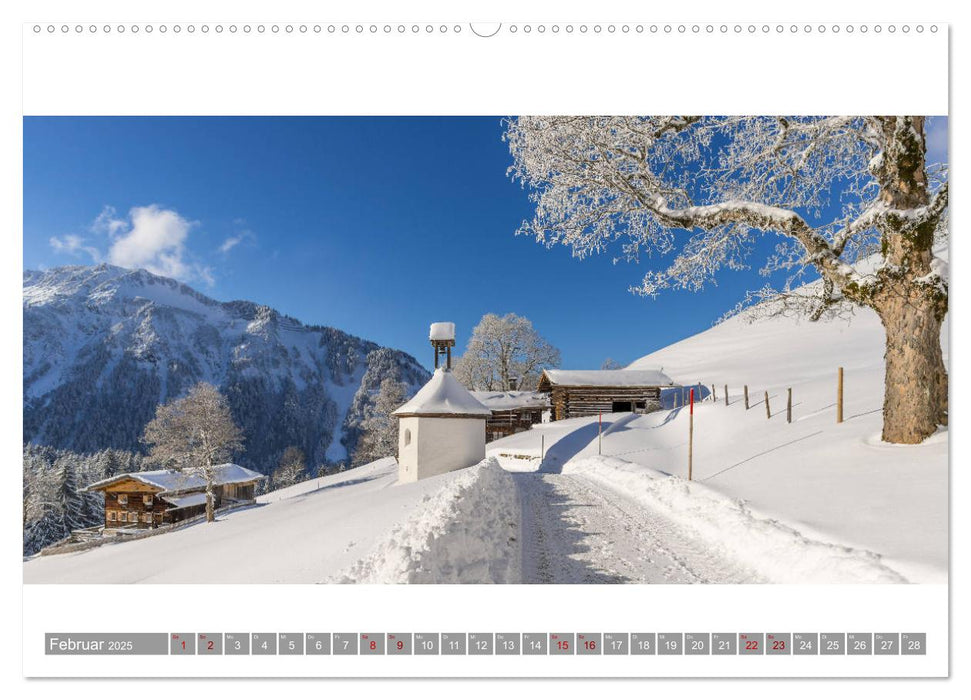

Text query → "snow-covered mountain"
[23,264,430,471]
[23,262,950,584]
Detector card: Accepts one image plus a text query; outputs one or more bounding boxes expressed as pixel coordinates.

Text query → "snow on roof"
[85,463,265,494]
[392,368,491,417]
[470,390,550,411]
[429,321,456,341]
[541,369,675,387]
[160,492,209,510]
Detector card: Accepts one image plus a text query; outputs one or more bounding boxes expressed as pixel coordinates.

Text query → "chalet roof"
[540,368,675,388]
[392,368,491,418]
[161,492,209,509]
[470,390,550,411]
[84,463,265,494]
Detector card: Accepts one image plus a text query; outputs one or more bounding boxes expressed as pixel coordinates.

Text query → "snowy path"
[514,470,760,584]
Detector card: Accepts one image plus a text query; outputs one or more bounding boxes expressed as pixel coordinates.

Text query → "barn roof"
[539,369,675,388]
[160,492,209,509]
[84,463,265,494]
[392,368,491,417]
[470,390,550,411]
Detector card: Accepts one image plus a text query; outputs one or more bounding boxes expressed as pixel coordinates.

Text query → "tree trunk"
[205,468,215,523]
[867,117,948,444]
[878,295,947,444]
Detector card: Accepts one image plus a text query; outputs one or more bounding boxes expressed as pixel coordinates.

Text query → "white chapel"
[392,322,490,483]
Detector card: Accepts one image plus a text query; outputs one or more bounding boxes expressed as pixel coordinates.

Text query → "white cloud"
[219,235,243,253]
[196,265,216,287]
[49,233,101,262]
[51,204,221,286]
[218,226,255,254]
[107,205,200,282]
[90,205,128,237]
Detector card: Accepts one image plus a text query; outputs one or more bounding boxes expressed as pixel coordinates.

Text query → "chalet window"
[108,511,117,521]
[141,513,152,523]
[117,494,128,506]
[143,495,153,507]
[403,429,412,447]
[119,512,127,523]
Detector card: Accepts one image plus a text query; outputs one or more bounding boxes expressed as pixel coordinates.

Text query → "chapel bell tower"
[429,322,456,370]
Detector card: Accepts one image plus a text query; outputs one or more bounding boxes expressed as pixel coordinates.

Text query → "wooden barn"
[84,463,265,530]
[537,369,675,421]
[471,390,550,441]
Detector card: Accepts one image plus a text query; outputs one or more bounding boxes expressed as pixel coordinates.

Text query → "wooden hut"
[537,369,675,421]
[471,390,550,441]
[84,463,265,530]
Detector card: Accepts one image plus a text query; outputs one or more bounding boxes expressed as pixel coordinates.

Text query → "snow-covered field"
[488,298,948,583]
[24,277,947,585]
[24,459,460,583]
[22,456,521,584]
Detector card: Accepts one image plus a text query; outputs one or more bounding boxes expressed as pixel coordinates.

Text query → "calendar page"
[14,0,957,690]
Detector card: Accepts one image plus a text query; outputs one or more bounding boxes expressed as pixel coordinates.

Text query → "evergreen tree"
[54,455,85,533]
[22,443,149,555]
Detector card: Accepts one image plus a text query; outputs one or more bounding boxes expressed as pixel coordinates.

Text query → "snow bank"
[332,458,521,584]
[565,456,909,584]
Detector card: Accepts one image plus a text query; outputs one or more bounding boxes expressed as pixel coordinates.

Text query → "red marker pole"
[688,388,695,481]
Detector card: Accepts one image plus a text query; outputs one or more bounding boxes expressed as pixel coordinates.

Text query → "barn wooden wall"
[103,486,168,528]
[485,408,545,441]
[550,386,662,420]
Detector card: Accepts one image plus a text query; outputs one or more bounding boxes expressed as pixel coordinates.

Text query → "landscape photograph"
[21,115,949,585]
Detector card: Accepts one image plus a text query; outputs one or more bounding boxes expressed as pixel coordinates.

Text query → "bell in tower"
[429,321,456,370]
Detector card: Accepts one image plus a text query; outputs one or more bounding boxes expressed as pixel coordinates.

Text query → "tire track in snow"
[513,471,761,584]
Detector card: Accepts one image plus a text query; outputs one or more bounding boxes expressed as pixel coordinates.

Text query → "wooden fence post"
[598,411,603,455]
[711,384,716,402]
[837,367,844,423]
[541,434,545,460]
[744,385,749,410]
[787,388,792,424]
[688,388,694,481]
[724,385,728,407]
[764,391,771,419]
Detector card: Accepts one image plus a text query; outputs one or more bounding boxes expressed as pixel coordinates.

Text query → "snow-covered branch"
[505,115,945,311]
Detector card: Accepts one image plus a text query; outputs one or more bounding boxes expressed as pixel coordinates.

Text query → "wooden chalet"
[84,463,265,530]
[470,390,550,441]
[537,369,675,421]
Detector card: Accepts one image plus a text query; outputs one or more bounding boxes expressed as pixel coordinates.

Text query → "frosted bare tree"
[454,312,561,391]
[352,377,409,466]
[506,116,948,444]
[142,382,244,522]
[272,446,307,490]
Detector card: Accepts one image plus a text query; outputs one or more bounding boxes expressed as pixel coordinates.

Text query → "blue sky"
[23,116,948,371]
